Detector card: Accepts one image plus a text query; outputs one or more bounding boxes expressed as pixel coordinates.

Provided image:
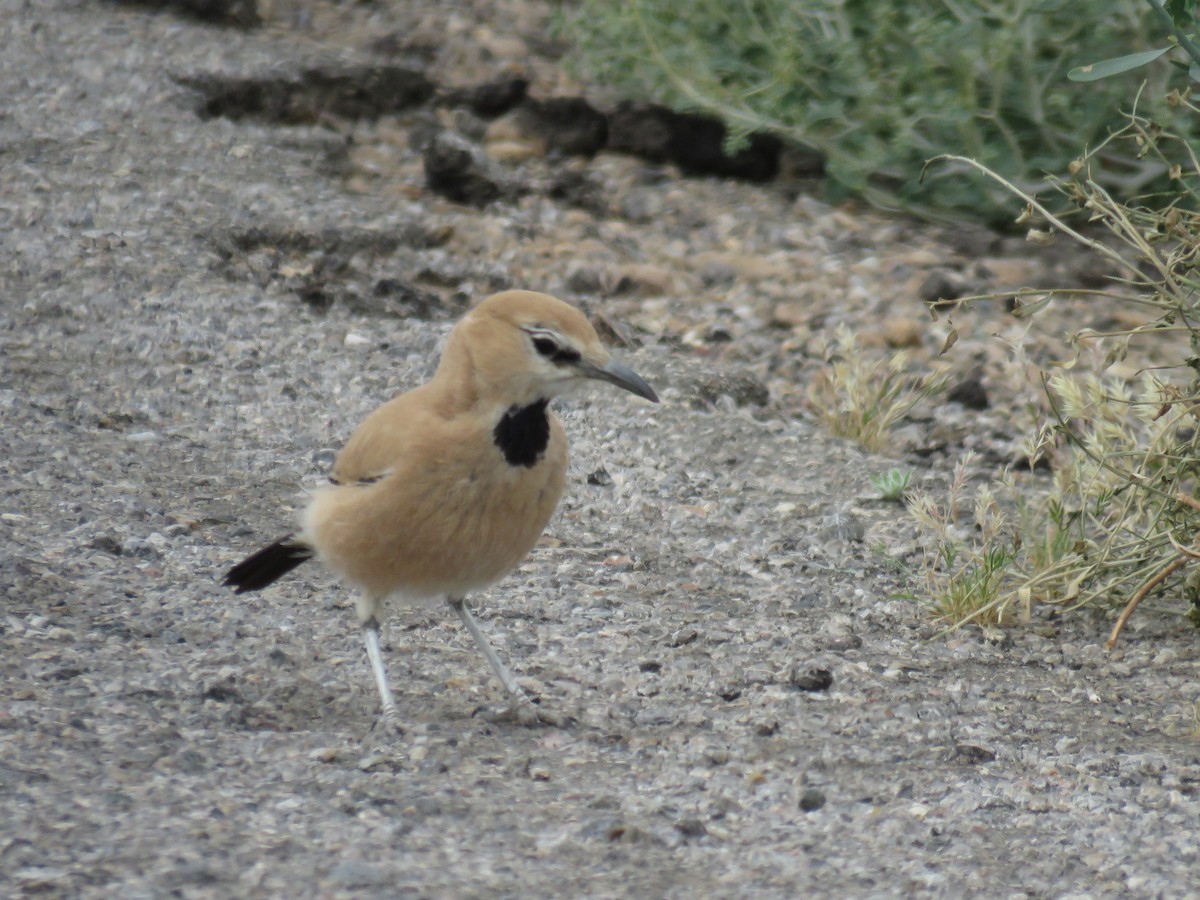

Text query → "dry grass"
[908,99,1200,639]
[805,325,947,453]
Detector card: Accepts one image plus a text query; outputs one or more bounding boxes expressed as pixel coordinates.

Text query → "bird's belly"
[303,464,565,601]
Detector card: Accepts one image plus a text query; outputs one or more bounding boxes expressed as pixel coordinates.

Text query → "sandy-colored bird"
[224,290,659,730]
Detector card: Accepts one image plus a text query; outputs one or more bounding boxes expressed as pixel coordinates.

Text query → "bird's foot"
[369,706,405,737]
[475,696,572,728]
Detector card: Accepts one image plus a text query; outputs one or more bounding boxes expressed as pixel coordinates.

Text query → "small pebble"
[675,818,707,838]
[799,789,827,812]
[789,666,834,692]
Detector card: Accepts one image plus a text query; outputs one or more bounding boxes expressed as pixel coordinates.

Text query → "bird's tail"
[223,534,314,594]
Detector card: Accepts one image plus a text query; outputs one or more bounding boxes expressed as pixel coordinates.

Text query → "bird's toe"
[369,709,405,738]
[474,699,572,729]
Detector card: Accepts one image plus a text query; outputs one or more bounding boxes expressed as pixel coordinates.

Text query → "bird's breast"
[304,411,568,601]
[492,398,551,467]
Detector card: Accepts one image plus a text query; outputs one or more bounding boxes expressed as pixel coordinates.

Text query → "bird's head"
[444,290,660,409]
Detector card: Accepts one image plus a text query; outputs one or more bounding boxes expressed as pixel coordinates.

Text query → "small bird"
[224,290,659,730]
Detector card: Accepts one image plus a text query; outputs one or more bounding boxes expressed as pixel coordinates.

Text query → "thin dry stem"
[1108,556,1187,649]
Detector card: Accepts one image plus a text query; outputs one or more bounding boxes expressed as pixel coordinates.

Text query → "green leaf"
[1067,47,1172,82]
[1166,0,1197,31]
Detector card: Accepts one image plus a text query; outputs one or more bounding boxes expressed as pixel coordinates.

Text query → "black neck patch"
[493,399,550,468]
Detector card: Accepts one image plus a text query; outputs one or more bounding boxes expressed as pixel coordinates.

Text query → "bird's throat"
[492,399,551,468]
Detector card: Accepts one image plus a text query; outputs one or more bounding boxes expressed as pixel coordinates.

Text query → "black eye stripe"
[529,332,581,364]
[549,345,581,364]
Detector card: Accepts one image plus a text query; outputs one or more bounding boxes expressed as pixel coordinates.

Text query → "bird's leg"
[362,616,402,733]
[450,597,544,724]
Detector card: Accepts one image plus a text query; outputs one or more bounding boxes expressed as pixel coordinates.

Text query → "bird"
[223,289,659,731]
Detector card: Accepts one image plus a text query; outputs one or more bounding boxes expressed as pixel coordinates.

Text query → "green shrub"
[559,0,1176,221]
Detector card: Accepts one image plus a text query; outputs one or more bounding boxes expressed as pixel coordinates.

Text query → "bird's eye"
[532,336,559,358]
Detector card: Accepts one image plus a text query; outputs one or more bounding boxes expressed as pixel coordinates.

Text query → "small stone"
[153,0,258,26]
[675,818,707,838]
[669,629,699,647]
[799,788,827,812]
[14,867,71,888]
[366,280,446,320]
[344,332,371,348]
[166,861,220,887]
[424,131,517,207]
[616,263,676,297]
[818,509,864,542]
[706,748,731,766]
[789,667,833,692]
[617,188,661,223]
[566,264,611,296]
[473,28,528,63]
[975,256,1034,288]
[897,248,941,267]
[819,632,862,652]
[918,268,971,304]
[446,76,528,118]
[311,448,337,471]
[485,140,545,165]
[691,373,770,409]
[585,468,614,489]
[942,743,997,765]
[790,591,822,611]
[358,752,401,772]
[770,302,809,329]
[447,110,491,145]
[516,97,608,156]
[90,533,123,555]
[699,260,737,287]
[548,170,606,216]
[484,114,541,149]
[634,707,674,726]
[881,317,923,349]
[122,538,161,559]
[606,822,644,843]
[202,680,240,703]
[947,371,989,409]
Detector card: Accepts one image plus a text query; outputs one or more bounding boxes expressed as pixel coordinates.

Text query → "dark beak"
[582,358,659,403]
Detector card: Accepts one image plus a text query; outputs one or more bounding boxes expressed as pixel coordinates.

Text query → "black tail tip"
[224,535,313,593]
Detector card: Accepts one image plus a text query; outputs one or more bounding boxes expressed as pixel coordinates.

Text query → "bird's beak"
[580,357,660,403]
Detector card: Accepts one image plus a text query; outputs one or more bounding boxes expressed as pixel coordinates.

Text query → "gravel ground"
[4,2,1200,897]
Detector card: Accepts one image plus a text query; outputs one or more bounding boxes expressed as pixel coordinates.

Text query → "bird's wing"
[330,391,429,486]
